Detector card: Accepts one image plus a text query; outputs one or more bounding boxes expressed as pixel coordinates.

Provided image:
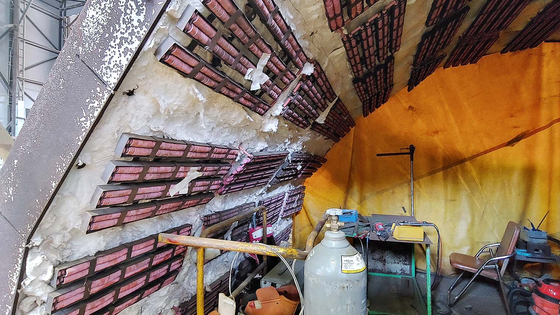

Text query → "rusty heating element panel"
[502,1,560,53]
[270,152,326,185]
[178,259,254,315]
[53,225,191,289]
[156,38,272,115]
[281,60,338,129]
[218,151,289,195]
[341,0,405,116]
[49,225,191,314]
[101,161,232,184]
[85,193,213,233]
[445,0,531,68]
[408,5,469,91]
[322,0,385,31]
[201,0,298,86]
[92,179,222,208]
[256,186,305,225]
[311,99,355,142]
[426,0,468,27]
[248,0,308,69]
[177,5,288,103]
[354,56,394,116]
[115,133,239,162]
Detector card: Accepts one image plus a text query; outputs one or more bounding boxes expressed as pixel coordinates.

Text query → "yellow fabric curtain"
[296,43,560,275]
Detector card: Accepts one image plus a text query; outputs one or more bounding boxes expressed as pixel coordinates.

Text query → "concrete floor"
[367,273,507,315]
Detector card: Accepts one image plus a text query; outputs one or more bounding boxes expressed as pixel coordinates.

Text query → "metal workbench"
[341,214,432,315]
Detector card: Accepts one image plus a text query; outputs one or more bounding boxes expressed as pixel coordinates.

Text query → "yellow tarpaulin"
[296,43,560,275]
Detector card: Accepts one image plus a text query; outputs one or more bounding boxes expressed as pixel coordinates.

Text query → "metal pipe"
[231,261,266,298]
[262,208,268,275]
[160,234,308,260]
[305,212,330,251]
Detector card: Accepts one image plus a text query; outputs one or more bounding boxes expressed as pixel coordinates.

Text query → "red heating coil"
[323,0,344,31]
[181,10,282,99]
[116,133,239,162]
[408,53,446,91]
[311,100,354,142]
[202,0,296,86]
[203,202,255,226]
[219,151,288,195]
[103,161,232,184]
[274,223,293,245]
[94,178,221,208]
[373,9,390,63]
[342,30,364,77]
[414,6,469,66]
[53,224,189,289]
[301,79,329,111]
[257,187,305,224]
[86,194,213,233]
[444,32,500,68]
[445,0,531,67]
[282,106,312,129]
[310,60,337,103]
[249,0,308,69]
[270,153,326,184]
[160,43,270,115]
[426,0,468,27]
[52,257,183,315]
[502,1,560,53]
[49,250,185,313]
[361,21,377,71]
[388,0,406,54]
[348,0,364,20]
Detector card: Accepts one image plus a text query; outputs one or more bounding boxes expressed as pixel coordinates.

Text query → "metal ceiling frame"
[1,0,85,137]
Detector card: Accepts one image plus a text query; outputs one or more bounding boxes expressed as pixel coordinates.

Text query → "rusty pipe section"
[159,234,309,260]
[305,212,330,252]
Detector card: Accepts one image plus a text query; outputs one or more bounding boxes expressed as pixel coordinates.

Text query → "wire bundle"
[445,0,531,68]
[502,1,560,53]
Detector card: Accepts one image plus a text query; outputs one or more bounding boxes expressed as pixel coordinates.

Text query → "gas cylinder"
[304,212,367,315]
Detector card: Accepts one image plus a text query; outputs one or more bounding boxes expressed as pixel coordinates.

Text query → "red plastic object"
[531,279,560,315]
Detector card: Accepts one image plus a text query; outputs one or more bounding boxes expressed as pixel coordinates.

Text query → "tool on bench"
[373,221,390,241]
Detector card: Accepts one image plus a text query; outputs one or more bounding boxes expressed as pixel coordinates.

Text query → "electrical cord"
[228,251,241,297]
[261,244,305,315]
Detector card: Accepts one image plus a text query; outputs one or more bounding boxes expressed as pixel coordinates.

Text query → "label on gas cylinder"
[341,253,366,274]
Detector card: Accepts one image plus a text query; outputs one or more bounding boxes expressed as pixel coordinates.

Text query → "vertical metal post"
[426,244,431,315]
[409,144,415,217]
[9,0,20,136]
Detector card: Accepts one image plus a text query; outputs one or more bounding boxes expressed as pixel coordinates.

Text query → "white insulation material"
[16,0,331,314]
